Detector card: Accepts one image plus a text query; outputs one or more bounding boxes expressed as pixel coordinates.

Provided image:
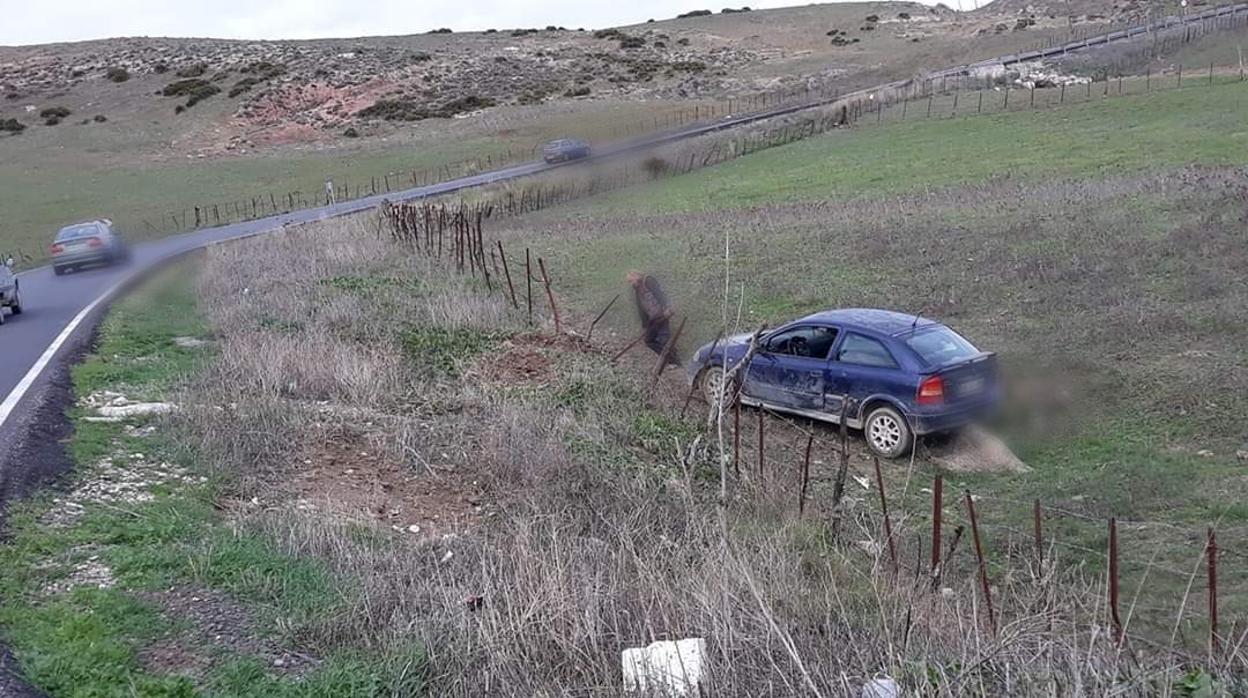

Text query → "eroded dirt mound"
[927,425,1031,473]
[470,331,599,387]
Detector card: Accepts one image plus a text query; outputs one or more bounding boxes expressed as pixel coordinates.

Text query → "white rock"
[862,676,900,698]
[407,525,421,534]
[173,336,209,349]
[96,402,176,419]
[622,638,705,696]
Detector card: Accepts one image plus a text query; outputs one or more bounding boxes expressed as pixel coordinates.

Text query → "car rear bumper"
[907,398,998,435]
[53,250,113,267]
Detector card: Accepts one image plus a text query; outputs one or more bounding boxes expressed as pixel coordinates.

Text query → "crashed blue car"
[688,309,1000,458]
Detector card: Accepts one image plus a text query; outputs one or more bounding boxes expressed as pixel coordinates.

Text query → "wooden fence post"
[1109,517,1123,646]
[1208,527,1219,656]
[524,248,533,324]
[497,241,517,309]
[537,258,560,334]
[931,474,943,586]
[798,435,813,517]
[965,491,996,635]
[874,456,898,574]
[757,409,765,482]
[1034,500,1044,571]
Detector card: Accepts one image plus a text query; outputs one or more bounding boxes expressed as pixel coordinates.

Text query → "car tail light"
[50,244,64,255]
[87,237,103,248]
[917,376,945,405]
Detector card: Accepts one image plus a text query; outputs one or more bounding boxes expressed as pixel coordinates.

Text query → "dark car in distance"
[688,309,1000,458]
[542,138,591,164]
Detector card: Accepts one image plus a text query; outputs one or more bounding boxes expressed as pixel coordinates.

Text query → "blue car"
[687,309,1000,458]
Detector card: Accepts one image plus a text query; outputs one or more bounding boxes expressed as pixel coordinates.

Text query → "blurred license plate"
[962,377,985,394]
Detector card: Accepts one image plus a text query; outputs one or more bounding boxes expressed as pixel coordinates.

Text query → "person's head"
[625,271,644,288]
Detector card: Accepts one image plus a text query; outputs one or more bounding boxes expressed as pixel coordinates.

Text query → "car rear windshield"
[56,224,101,241]
[905,326,979,366]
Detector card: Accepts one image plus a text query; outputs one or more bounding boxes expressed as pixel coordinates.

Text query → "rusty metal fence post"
[965,491,996,635]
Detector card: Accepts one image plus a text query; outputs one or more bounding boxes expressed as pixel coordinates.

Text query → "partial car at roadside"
[51,219,129,276]
[0,256,22,325]
[687,308,1000,459]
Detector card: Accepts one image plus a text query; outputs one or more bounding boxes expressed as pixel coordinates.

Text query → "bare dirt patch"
[284,433,487,539]
[469,331,597,387]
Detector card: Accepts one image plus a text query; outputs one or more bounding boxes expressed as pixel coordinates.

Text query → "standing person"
[325,178,336,205]
[626,271,681,366]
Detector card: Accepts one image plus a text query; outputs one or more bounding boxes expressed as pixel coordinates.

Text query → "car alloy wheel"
[700,366,728,410]
[865,406,912,459]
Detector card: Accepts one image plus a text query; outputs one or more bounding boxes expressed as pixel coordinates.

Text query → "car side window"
[765,326,838,359]
[837,333,898,369]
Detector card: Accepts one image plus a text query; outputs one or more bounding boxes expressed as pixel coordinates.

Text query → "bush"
[677,9,712,18]
[153,63,169,74]
[670,60,707,72]
[40,106,72,119]
[357,94,496,121]
[593,28,624,39]
[409,52,432,62]
[242,61,286,78]
[676,37,690,46]
[105,66,130,83]
[162,78,220,108]
[564,85,591,97]
[0,118,25,134]
[343,126,359,138]
[722,6,751,12]
[898,11,911,19]
[619,35,646,49]
[93,114,107,123]
[864,14,879,22]
[642,156,670,179]
[44,117,61,126]
[175,62,207,78]
[428,27,453,34]
[485,28,497,33]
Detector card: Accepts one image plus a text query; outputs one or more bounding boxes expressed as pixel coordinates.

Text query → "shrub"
[677,9,712,18]
[670,60,707,72]
[642,156,670,179]
[864,14,879,22]
[593,28,624,39]
[44,117,61,125]
[564,85,591,97]
[428,27,453,34]
[153,63,169,74]
[722,6,751,12]
[618,35,646,49]
[676,37,690,45]
[485,28,497,33]
[343,126,359,138]
[242,61,286,78]
[93,114,107,123]
[545,25,558,31]
[40,106,71,119]
[175,62,207,78]
[105,66,130,83]
[898,11,911,19]
[357,94,496,121]
[162,78,220,108]
[409,52,432,62]
[0,118,25,134]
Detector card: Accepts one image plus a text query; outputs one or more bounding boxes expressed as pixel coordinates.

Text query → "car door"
[825,332,905,419]
[743,325,838,411]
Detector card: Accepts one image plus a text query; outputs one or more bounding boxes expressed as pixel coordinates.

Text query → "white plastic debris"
[622,638,705,696]
[96,402,176,419]
[862,676,900,698]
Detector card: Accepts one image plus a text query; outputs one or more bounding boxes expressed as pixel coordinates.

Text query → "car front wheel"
[698,365,728,410]
[864,405,912,459]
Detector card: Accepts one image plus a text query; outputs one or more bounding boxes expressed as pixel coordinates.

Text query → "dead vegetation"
[168,211,1246,694]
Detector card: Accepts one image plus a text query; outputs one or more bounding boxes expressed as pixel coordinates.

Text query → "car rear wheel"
[699,365,728,410]
[53,266,66,276]
[864,405,912,459]
[9,288,20,315]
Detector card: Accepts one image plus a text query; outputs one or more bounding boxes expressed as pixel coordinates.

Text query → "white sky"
[2,0,941,46]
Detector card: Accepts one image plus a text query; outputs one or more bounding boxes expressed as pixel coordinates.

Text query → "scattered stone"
[1196,449,1215,458]
[1236,450,1248,461]
[173,336,210,349]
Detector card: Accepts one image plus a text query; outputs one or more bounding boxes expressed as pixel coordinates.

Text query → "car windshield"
[905,325,979,366]
[56,224,101,241]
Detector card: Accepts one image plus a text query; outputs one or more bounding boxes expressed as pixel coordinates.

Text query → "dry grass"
[170,213,1245,695]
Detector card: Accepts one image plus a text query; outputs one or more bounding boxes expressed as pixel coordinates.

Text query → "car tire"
[9,288,20,315]
[0,307,6,325]
[53,266,66,276]
[864,405,912,459]
[698,365,728,410]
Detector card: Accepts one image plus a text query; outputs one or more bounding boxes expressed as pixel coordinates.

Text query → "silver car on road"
[51,219,129,276]
[0,256,21,325]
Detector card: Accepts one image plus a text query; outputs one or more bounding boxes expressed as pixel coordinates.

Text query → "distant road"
[2,0,1244,475]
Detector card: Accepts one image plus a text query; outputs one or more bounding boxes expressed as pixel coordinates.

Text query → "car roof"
[795,308,939,336]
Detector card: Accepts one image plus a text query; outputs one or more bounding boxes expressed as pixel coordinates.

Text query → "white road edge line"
[0,274,130,431]
[0,223,283,433]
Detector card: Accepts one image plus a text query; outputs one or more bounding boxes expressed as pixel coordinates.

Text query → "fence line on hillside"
[94,0,1248,253]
